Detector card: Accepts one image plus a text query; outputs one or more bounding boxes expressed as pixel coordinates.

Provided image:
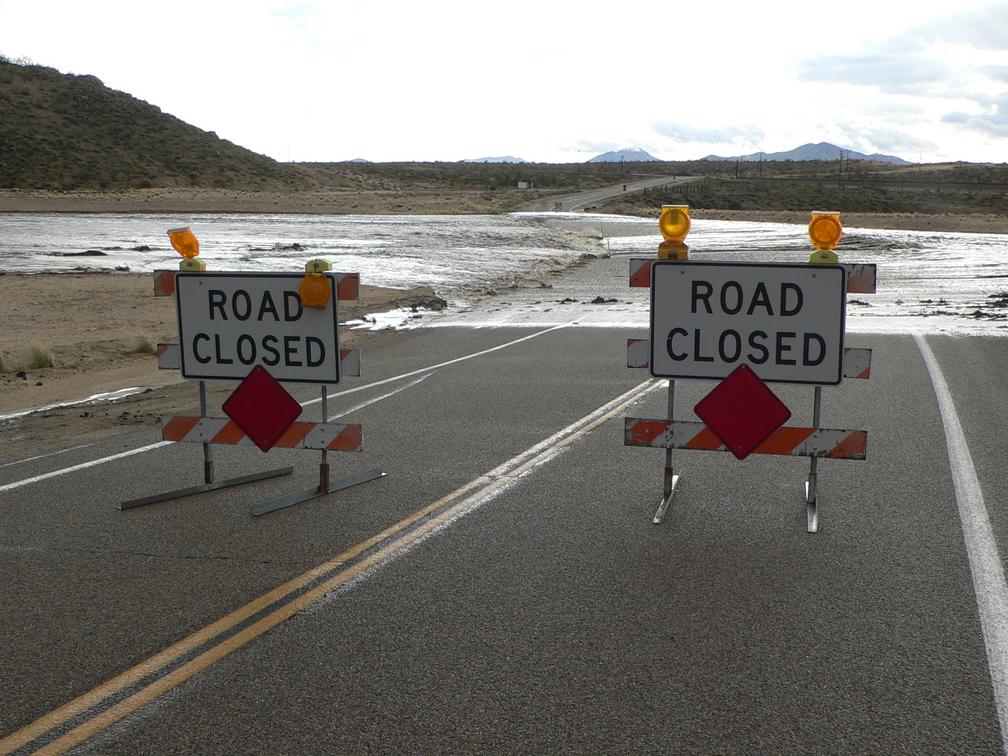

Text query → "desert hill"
[0,60,628,196]
[0,60,301,190]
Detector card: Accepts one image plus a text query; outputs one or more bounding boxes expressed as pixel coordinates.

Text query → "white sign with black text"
[175,272,340,383]
[650,261,847,385]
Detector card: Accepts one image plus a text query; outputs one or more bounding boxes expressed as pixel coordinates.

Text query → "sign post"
[656,205,689,523]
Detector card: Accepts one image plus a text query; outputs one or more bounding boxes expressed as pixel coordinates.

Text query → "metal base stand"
[123,384,387,515]
[804,386,822,534]
[653,379,679,525]
[804,479,818,533]
[653,473,680,524]
[251,466,385,517]
[250,387,385,516]
[121,381,296,510]
[120,466,294,510]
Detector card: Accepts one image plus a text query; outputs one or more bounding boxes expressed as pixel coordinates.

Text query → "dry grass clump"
[24,346,56,369]
[124,337,156,355]
[0,346,57,372]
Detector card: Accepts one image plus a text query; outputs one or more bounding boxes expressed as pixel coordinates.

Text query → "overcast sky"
[2,1,1006,163]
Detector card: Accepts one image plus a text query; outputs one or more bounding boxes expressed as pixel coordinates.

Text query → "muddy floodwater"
[2,211,1006,335]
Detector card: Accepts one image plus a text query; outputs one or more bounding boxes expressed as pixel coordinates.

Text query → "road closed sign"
[175,272,340,384]
[650,261,846,385]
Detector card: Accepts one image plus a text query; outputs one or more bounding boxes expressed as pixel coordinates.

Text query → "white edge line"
[916,333,1008,751]
[0,442,173,494]
[0,325,573,495]
[0,443,95,469]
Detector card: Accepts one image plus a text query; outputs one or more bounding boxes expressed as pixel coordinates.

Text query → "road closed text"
[649,262,846,384]
[175,273,341,383]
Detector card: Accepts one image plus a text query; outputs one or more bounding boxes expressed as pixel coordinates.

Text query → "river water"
[2,211,1006,335]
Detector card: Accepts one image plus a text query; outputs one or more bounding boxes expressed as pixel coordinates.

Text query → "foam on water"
[2,211,1007,335]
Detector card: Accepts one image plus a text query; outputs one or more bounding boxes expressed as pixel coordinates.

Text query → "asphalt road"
[2,322,1008,753]
[522,175,699,212]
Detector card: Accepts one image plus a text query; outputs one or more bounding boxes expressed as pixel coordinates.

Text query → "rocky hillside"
[0,60,301,190]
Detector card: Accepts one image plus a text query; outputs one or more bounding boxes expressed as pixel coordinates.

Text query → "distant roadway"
[522,174,700,212]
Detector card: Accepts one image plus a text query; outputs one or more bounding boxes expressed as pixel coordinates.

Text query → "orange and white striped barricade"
[121,270,384,516]
[624,249,876,532]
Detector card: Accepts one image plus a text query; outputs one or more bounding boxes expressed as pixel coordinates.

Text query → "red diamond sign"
[222,365,303,452]
[694,364,791,460]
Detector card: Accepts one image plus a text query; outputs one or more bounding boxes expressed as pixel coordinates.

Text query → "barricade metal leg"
[653,379,680,524]
[120,379,294,510]
[120,467,296,510]
[320,387,330,494]
[200,380,214,485]
[250,385,385,517]
[805,386,822,533]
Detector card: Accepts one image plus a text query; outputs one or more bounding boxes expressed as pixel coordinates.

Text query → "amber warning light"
[658,204,690,261]
[808,211,842,264]
[168,226,206,271]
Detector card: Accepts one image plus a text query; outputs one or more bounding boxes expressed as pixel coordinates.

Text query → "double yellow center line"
[2,378,660,754]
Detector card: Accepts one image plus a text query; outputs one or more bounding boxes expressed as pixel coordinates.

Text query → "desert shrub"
[124,337,156,355]
[24,346,55,369]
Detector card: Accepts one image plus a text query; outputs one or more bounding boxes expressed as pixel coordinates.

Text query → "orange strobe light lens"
[808,211,842,250]
[167,226,200,259]
[300,272,331,309]
[659,204,691,242]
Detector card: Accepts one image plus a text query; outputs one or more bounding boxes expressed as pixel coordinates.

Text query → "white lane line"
[0,443,95,469]
[0,325,572,495]
[0,442,172,494]
[304,322,572,407]
[326,373,433,421]
[916,334,1008,749]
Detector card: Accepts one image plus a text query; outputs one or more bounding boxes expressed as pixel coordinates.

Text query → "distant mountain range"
[587,148,659,163]
[701,142,909,165]
[463,156,527,163]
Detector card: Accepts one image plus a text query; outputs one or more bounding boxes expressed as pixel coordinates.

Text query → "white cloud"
[944,92,1008,138]
[653,122,764,146]
[797,55,952,94]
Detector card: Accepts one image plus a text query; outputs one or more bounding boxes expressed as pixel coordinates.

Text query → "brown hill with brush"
[0,60,301,191]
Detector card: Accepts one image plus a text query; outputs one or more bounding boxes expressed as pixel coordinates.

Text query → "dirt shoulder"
[0,188,545,215]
